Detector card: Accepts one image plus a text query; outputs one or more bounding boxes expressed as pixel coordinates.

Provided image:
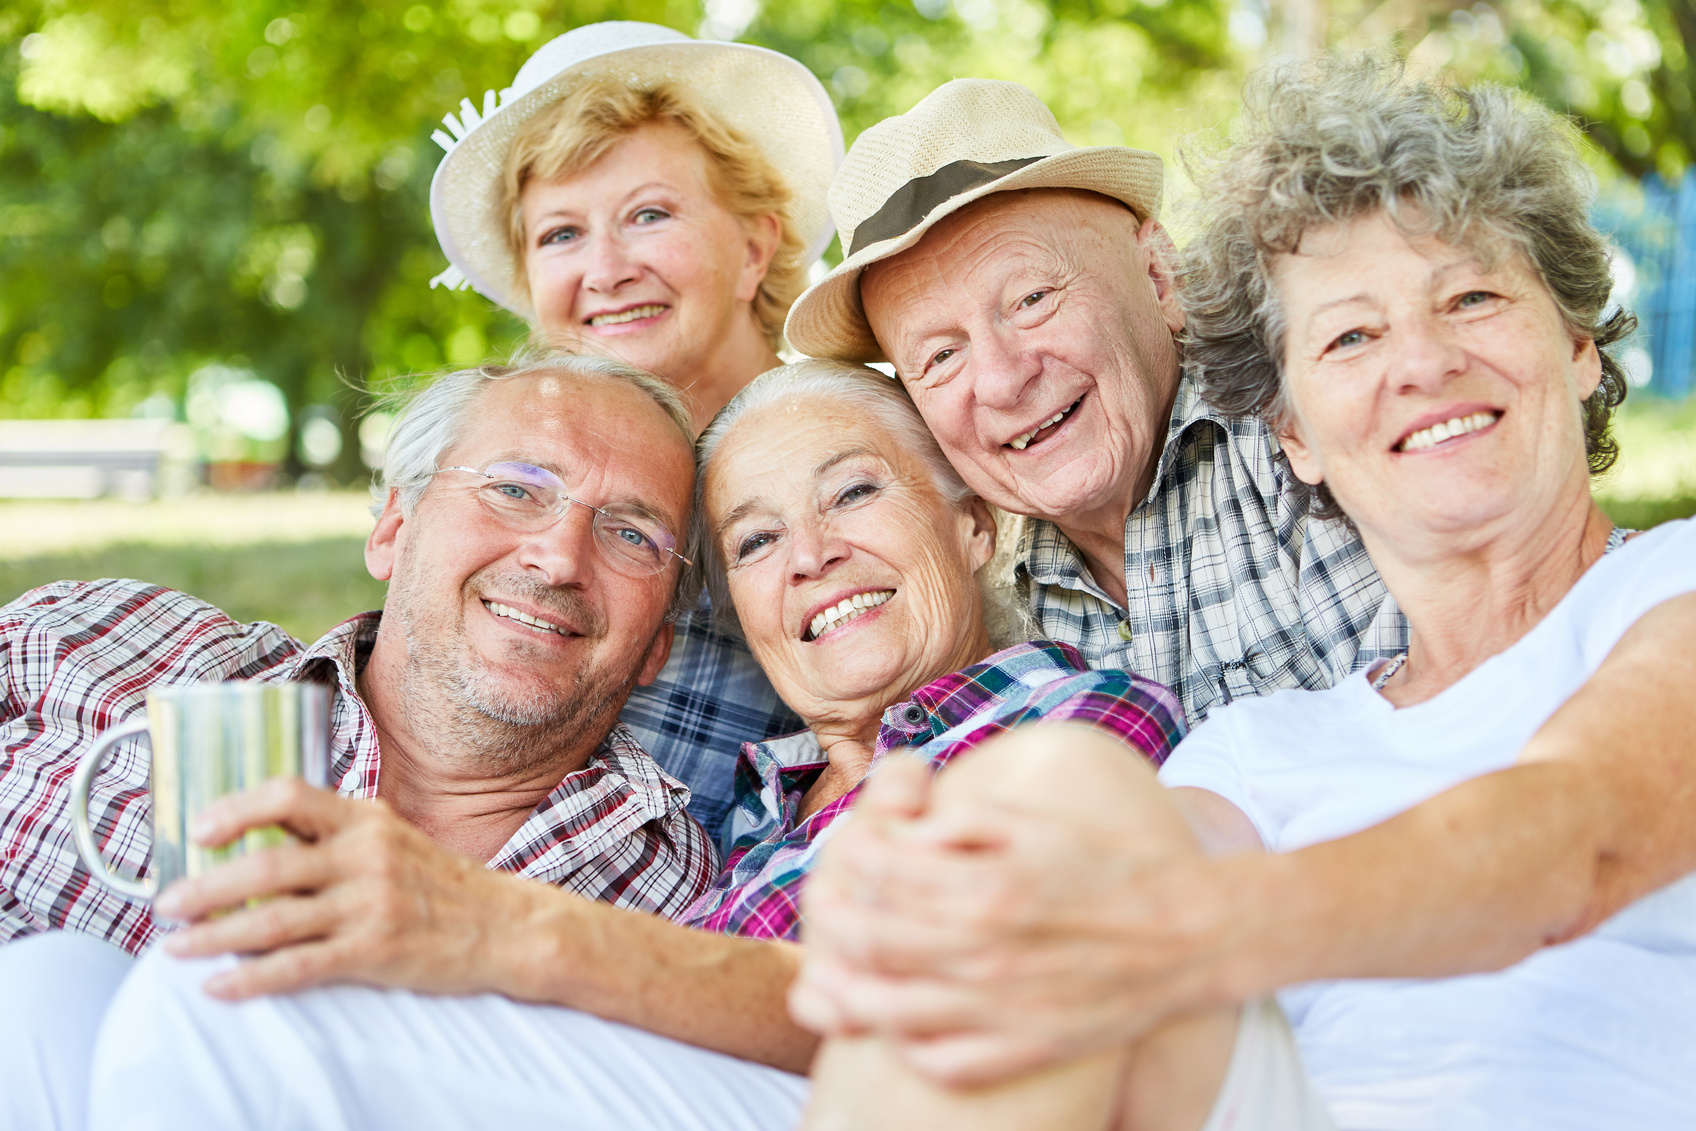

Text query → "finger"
[163,891,339,959]
[155,840,335,921]
[856,752,934,820]
[895,1029,1061,1087]
[200,937,355,1000]
[189,777,360,848]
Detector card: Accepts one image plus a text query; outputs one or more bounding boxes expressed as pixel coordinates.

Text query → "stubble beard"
[387,561,647,777]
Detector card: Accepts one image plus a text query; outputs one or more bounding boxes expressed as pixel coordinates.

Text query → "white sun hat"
[785,79,1163,364]
[428,21,844,323]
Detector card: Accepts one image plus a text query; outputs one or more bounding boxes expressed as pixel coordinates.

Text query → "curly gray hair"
[369,349,701,619]
[1178,52,1633,519]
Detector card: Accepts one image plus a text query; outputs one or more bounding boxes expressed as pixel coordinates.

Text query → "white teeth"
[1006,402,1077,451]
[1399,411,1499,452]
[486,601,566,635]
[807,590,894,640]
[588,304,666,327]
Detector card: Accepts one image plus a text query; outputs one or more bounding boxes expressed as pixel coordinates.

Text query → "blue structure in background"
[1597,175,1696,400]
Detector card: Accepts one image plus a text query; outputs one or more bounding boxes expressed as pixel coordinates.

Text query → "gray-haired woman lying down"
[797,55,1696,1131]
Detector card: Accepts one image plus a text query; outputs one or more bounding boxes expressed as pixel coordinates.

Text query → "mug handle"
[70,716,157,901]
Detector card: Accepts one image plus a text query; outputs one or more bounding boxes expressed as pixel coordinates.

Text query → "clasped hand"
[154,778,528,1001]
[789,748,1249,1086]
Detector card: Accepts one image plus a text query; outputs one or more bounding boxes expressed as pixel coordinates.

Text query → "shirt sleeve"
[1579,519,1696,667]
[1157,708,1277,850]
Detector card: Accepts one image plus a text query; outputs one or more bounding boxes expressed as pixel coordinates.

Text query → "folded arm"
[159,780,818,1073]
[791,592,1696,1082]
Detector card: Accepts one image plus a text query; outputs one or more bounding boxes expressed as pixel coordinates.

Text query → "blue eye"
[1457,291,1490,307]
[633,207,669,224]
[538,226,580,247]
[1330,329,1366,351]
[836,482,878,507]
[735,531,776,561]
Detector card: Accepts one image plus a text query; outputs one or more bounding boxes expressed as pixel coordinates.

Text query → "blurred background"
[3,0,1694,640]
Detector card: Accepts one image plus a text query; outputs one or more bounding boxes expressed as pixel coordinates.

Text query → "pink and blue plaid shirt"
[680,640,1186,941]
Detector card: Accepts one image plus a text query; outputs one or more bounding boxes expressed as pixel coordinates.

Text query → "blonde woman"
[428,22,845,841]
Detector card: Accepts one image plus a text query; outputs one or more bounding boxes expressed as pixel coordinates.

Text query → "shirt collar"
[874,640,1090,752]
[1016,375,1229,591]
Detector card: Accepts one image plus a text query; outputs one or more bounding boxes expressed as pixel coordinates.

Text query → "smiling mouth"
[1397,411,1501,453]
[587,304,667,328]
[1006,399,1081,451]
[804,589,894,642]
[484,600,573,636]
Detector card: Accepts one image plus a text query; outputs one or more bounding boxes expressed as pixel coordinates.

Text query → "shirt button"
[1117,621,1133,643]
[901,703,926,727]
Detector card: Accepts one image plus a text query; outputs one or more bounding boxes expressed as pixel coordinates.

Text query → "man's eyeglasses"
[432,462,691,578]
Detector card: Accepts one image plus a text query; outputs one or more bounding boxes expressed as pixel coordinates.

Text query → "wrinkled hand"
[155,777,535,1001]
[790,755,1253,1086]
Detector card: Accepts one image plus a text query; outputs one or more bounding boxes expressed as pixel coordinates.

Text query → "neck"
[1368,490,1614,707]
[795,619,995,818]
[356,632,608,862]
[683,314,781,432]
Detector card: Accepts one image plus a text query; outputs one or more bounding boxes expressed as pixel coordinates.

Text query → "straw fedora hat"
[428,21,844,322]
[785,79,1163,364]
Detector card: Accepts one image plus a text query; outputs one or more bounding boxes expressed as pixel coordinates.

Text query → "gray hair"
[369,349,701,618]
[1177,52,1633,519]
[694,358,1033,647]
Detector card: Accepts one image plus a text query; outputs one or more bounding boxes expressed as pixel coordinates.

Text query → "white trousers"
[0,932,135,1131]
[87,945,810,1131]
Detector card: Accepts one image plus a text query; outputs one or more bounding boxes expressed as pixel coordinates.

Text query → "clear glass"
[432,462,689,577]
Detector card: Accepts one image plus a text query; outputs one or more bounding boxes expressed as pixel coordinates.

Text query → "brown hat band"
[846,155,1046,257]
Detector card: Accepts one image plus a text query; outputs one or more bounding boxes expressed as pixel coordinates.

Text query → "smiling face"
[860,189,1185,539]
[704,398,995,739]
[365,372,694,768]
[1274,209,1603,555]
[520,121,775,391]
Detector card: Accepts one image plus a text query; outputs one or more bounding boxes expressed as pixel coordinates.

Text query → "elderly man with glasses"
[0,353,717,1129]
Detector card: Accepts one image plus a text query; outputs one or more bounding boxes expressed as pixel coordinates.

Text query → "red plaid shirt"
[1,579,718,954]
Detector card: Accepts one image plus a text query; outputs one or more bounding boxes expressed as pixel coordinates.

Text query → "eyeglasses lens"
[475,462,674,577]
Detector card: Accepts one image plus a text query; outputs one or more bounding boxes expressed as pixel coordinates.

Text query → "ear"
[959,495,998,573]
[635,622,675,687]
[1573,335,1603,401]
[1138,218,1185,335]
[737,212,782,305]
[365,489,406,582]
[1276,412,1325,487]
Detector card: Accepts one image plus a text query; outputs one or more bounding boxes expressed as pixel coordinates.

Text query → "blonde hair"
[501,80,806,350]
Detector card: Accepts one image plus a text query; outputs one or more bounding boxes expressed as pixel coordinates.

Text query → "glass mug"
[70,681,331,900]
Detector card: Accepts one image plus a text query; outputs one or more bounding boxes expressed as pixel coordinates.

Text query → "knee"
[930,723,1196,851]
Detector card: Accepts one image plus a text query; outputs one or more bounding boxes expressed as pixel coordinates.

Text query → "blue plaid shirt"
[618,595,802,848]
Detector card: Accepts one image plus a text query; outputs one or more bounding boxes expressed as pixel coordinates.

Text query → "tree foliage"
[0,0,1685,479]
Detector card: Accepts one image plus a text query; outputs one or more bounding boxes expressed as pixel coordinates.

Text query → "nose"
[514,501,599,588]
[1388,312,1468,395]
[582,230,640,295]
[787,515,849,581]
[967,324,1043,412]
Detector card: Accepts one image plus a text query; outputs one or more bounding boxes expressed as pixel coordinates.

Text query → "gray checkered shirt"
[1016,376,1408,724]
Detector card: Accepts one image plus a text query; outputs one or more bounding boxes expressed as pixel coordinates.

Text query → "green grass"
[1,538,388,643]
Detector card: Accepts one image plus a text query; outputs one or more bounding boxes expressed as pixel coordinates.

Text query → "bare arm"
[1236,589,1696,991]
[158,779,818,1072]
[792,593,1696,1082]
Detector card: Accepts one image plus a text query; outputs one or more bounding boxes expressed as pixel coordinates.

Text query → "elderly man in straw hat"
[784,74,1696,1097]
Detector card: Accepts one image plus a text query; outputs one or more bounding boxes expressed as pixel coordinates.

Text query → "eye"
[538,225,580,248]
[612,525,654,549]
[928,348,955,369]
[491,481,539,502]
[1456,290,1492,308]
[834,482,879,507]
[632,207,670,225]
[734,530,777,562]
[1326,329,1367,353]
[1019,290,1049,308]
